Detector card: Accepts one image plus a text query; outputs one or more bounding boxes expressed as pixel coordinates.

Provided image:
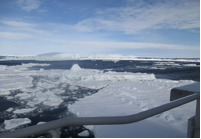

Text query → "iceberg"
[36,52,80,60]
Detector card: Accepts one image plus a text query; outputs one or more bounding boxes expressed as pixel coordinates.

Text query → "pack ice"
[0,63,198,137]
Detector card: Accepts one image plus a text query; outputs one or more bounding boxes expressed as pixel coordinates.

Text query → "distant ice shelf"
[36,52,80,60]
[0,52,199,62]
[85,53,136,60]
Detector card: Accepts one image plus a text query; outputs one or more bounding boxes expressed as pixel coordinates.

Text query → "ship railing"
[0,83,199,138]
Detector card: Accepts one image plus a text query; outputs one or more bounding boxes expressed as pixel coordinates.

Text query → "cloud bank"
[74,0,200,34]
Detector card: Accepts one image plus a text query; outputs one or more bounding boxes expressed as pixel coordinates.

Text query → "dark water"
[0,59,199,137]
[0,97,19,111]
[0,59,199,81]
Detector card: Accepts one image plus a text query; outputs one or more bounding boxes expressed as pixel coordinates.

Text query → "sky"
[0,0,200,58]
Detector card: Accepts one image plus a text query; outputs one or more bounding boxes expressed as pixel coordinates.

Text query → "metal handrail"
[0,93,199,138]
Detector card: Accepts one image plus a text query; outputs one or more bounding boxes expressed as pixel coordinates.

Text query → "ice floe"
[0,76,33,91]
[68,78,197,137]
[0,91,11,96]
[13,108,35,114]
[6,108,13,112]
[4,118,31,130]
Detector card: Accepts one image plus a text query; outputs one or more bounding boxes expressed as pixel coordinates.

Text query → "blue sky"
[0,0,200,58]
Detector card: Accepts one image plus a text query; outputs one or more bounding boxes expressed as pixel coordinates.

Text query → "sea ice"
[183,64,198,67]
[13,108,35,114]
[0,62,198,137]
[68,78,197,137]
[0,91,11,96]
[0,76,33,91]
[42,91,63,107]
[4,118,31,130]
[78,130,89,136]
[70,64,82,71]
[69,86,79,90]
[60,65,156,82]
[6,108,13,112]
[15,92,33,100]
[51,89,64,94]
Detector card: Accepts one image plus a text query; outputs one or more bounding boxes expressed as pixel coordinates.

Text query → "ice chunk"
[51,89,64,94]
[6,107,14,112]
[183,64,198,66]
[35,91,48,102]
[27,101,41,107]
[37,81,57,89]
[0,76,33,91]
[0,91,11,96]
[78,130,89,136]
[21,63,50,67]
[60,67,155,82]
[13,108,35,114]
[43,91,63,107]
[69,85,79,90]
[70,64,82,71]
[6,96,14,100]
[15,92,32,100]
[4,118,31,130]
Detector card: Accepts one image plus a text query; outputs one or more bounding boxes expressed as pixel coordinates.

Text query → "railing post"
[187,98,200,138]
[170,83,200,138]
[194,98,200,138]
[49,128,60,138]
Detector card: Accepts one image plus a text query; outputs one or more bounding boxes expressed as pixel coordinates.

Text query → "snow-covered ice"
[68,76,197,137]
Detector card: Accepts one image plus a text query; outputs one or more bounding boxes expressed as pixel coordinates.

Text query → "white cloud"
[74,0,200,34]
[1,20,50,35]
[16,0,46,13]
[74,41,199,50]
[0,32,33,39]
[1,20,36,28]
